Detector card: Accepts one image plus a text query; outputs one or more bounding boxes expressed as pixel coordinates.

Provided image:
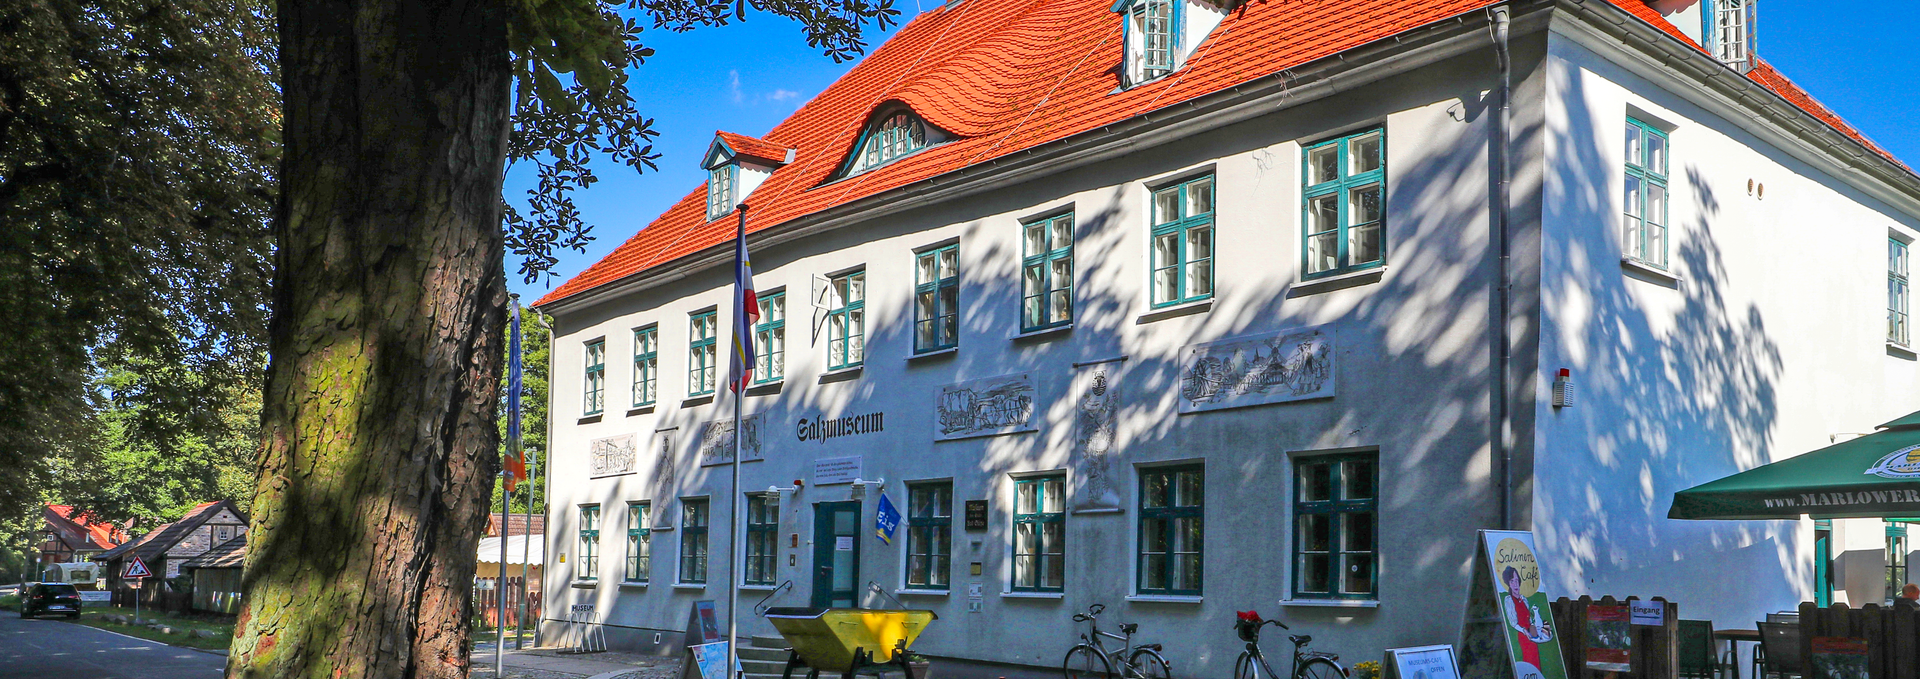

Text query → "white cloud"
[768,89,799,102]
[729,70,744,104]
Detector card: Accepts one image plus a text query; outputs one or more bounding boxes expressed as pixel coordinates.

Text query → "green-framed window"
[1013,475,1065,592]
[914,245,959,353]
[1623,118,1669,269]
[1292,454,1377,599]
[1150,175,1215,307]
[633,326,658,407]
[1888,522,1909,605]
[826,271,866,370]
[1891,238,1910,347]
[1303,128,1385,278]
[1138,465,1202,595]
[906,482,953,590]
[1021,213,1074,331]
[578,505,601,581]
[583,339,606,416]
[688,311,717,397]
[855,112,928,174]
[745,494,779,586]
[755,293,786,384]
[680,498,709,584]
[708,164,736,220]
[626,503,650,582]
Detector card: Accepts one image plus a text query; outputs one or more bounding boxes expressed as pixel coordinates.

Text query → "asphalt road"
[0,612,226,678]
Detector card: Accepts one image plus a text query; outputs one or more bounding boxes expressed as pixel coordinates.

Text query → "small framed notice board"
[1384,645,1461,679]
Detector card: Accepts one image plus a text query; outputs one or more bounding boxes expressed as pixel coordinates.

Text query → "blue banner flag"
[874,493,902,545]
[505,305,526,491]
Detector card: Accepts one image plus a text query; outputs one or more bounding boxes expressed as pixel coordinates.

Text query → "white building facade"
[535,0,1920,673]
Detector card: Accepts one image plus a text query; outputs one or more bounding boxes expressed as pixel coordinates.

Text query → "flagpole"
[728,203,748,679]
[498,302,521,676]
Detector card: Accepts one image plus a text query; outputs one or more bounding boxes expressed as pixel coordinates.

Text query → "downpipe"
[1490,5,1514,531]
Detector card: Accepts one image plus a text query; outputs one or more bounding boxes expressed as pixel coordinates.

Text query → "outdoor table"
[1713,629,1761,679]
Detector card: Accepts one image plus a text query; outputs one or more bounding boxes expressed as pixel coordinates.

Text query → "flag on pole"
[504,304,527,492]
[728,211,759,393]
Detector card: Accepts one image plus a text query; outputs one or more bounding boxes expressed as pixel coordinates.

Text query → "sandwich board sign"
[1480,530,1568,679]
[123,556,152,580]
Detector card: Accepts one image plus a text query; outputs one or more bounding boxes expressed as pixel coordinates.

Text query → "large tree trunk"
[229,0,512,675]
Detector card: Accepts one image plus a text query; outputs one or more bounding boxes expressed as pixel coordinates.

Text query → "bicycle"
[1231,610,1347,679]
[1062,603,1171,679]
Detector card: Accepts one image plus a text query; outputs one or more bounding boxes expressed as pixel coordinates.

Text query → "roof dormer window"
[1128,0,1176,81]
[1705,0,1753,72]
[1114,0,1224,87]
[861,113,927,171]
[707,164,736,220]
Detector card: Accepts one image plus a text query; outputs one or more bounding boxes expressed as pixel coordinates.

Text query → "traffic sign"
[123,556,152,579]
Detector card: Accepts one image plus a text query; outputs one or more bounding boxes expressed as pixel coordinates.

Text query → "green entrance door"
[1815,519,1833,607]
[812,501,861,608]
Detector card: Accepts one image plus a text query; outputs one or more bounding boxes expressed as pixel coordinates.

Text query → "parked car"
[20,582,81,619]
[0,584,20,597]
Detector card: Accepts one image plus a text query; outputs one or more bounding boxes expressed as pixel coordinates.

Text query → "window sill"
[1280,598,1380,608]
[651,526,675,532]
[673,583,707,590]
[896,589,950,597]
[1002,591,1064,599]
[682,394,715,407]
[577,414,604,425]
[745,380,784,396]
[618,581,648,590]
[571,580,599,589]
[907,347,959,362]
[820,366,863,384]
[627,405,655,417]
[1620,257,1681,287]
[1290,267,1385,297]
[1125,594,1202,604]
[1011,324,1072,342]
[1136,300,1212,325]
[740,584,779,592]
[1889,342,1917,359]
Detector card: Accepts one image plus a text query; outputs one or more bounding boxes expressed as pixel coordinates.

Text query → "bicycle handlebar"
[1072,613,1091,622]
[1089,603,1105,615]
[1267,619,1289,630]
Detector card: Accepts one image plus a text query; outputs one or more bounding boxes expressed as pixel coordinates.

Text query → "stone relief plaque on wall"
[934,373,1037,441]
[697,414,764,466]
[1069,361,1123,513]
[650,428,677,529]
[588,433,637,478]
[1178,327,1335,414]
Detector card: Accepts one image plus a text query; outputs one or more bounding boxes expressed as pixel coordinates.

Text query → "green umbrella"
[1669,410,1920,520]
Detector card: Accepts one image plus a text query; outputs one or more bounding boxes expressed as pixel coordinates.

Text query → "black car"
[20,582,81,619]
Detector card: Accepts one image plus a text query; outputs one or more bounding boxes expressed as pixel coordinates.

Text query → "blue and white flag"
[874,493,902,545]
[505,305,526,491]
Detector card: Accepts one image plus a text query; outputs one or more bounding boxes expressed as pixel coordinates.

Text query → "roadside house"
[37,504,126,568]
[95,500,248,604]
[181,534,246,614]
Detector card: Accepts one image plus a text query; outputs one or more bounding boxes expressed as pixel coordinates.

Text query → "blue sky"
[505,0,1920,303]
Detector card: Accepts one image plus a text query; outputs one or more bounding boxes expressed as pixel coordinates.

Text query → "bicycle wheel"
[1233,652,1257,679]
[1127,649,1170,679]
[1063,644,1114,679]
[1294,658,1347,679]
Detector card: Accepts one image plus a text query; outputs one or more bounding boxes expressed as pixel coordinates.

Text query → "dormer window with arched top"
[1114,0,1225,87]
[837,109,947,179]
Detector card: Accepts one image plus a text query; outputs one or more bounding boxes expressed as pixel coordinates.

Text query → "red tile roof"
[45,504,127,551]
[714,131,794,166]
[535,0,1907,308]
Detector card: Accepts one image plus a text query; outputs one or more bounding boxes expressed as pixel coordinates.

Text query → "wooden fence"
[1795,601,1920,679]
[111,587,193,615]
[473,576,541,629]
[1549,596,1681,679]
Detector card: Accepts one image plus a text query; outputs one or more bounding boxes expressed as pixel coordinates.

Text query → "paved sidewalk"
[469,642,680,679]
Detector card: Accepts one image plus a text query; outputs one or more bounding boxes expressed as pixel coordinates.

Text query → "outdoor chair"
[1765,612,1799,624]
[1677,620,1723,679]
[1755,621,1804,679]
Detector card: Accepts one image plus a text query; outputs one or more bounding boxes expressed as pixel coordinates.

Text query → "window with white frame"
[680,499,709,584]
[1706,0,1753,72]
[708,164,736,220]
[1303,128,1386,277]
[633,326,658,407]
[914,245,959,353]
[826,271,866,370]
[1892,237,1910,346]
[583,339,606,416]
[1022,213,1074,331]
[1150,175,1214,307]
[688,310,717,397]
[850,113,928,174]
[755,292,786,383]
[1623,118,1669,269]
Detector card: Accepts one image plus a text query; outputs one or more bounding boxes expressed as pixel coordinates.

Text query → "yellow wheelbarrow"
[764,607,938,679]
